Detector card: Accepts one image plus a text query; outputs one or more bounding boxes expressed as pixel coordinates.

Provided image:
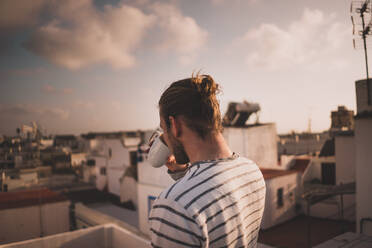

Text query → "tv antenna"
[351,0,372,104]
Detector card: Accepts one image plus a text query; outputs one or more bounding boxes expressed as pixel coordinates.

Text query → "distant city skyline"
[0,0,366,136]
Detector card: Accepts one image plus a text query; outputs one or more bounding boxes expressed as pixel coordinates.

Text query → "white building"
[223,124,278,169]
[0,224,151,248]
[137,159,174,236]
[260,158,311,229]
[0,188,70,245]
[83,132,141,205]
[260,169,299,229]
[71,152,87,168]
[354,79,372,235]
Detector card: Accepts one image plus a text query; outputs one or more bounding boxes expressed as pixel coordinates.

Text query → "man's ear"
[168,116,182,138]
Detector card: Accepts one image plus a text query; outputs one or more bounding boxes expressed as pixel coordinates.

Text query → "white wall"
[261,173,298,229]
[0,201,70,245]
[303,157,335,183]
[20,172,38,183]
[223,124,278,169]
[104,139,130,169]
[355,118,372,235]
[74,203,144,238]
[279,155,296,170]
[107,167,123,196]
[92,156,107,191]
[83,166,95,184]
[308,195,355,221]
[136,160,177,235]
[1,224,151,248]
[137,183,166,236]
[71,153,87,168]
[302,152,356,221]
[120,177,138,206]
[103,139,133,197]
[137,161,174,188]
[335,136,355,184]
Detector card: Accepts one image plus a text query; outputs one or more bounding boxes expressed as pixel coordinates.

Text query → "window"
[130,151,138,166]
[100,167,106,175]
[108,148,112,159]
[321,163,335,185]
[87,159,95,166]
[277,188,283,208]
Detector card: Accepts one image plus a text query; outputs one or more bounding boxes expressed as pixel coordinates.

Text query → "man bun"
[192,74,219,98]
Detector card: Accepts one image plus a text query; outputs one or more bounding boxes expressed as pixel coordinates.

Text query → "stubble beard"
[168,132,190,164]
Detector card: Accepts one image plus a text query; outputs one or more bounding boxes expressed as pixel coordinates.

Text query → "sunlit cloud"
[0,0,46,32]
[211,0,258,5]
[151,3,208,65]
[235,9,349,70]
[41,84,74,95]
[24,0,155,70]
[1,0,207,69]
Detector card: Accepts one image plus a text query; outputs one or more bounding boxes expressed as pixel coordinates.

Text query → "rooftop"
[291,158,311,173]
[258,215,355,248]
[355,110,372,119]
[314,232,372,248]
[319,138,335,157]
[0,188,68,210]
[223,123,275,129]
[260,168,298,180]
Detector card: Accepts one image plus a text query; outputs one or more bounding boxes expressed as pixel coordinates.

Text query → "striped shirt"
[149,154,266,248]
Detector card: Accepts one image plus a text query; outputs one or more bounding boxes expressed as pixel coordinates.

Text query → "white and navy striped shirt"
[149,154,266,248]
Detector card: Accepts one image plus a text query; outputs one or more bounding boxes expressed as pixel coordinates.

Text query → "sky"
[0,0,368,136]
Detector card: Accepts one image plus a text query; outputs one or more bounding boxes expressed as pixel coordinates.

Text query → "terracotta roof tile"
[0,188,69,210]
[291,159,310,173]
[260,169,298,180]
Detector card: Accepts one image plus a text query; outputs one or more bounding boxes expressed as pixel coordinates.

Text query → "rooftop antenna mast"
[351,0,372,104]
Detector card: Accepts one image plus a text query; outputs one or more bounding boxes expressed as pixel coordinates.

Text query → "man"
[149,74,266,247]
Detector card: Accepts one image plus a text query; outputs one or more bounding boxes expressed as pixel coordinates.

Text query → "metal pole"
[361,6,371,104]
[307,201,311,248]
[340,193,344,233]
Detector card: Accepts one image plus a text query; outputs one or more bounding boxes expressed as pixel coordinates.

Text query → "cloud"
[236,9,349,70]
[211,0,257,5]
[0,104,70,120]
[24,0,155,70]
[0,67,47,79]
[42,84,74,95]
[62,88,74,95]
[110,101,121,111]
[42,84,56,94]
[73,100,95,109]
[151,3,208,65]
[2,0,207,69]
[0,0,46,32]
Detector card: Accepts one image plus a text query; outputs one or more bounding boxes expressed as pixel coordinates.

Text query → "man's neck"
[183,132,232,163]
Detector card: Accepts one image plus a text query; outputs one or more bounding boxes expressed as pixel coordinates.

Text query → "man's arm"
[149,198,204,247]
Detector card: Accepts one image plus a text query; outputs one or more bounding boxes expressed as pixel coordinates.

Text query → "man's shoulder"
[157,174,190,202]
[158,155,260,201]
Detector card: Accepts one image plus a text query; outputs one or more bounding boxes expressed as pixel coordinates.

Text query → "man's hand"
[166,155,188,172]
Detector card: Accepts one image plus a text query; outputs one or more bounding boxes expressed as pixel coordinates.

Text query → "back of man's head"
[159,74,223,139]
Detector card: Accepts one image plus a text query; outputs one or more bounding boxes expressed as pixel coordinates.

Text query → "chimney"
[355,79,372,114]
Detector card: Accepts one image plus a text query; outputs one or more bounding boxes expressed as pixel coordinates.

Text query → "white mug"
[147,132,171,168]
